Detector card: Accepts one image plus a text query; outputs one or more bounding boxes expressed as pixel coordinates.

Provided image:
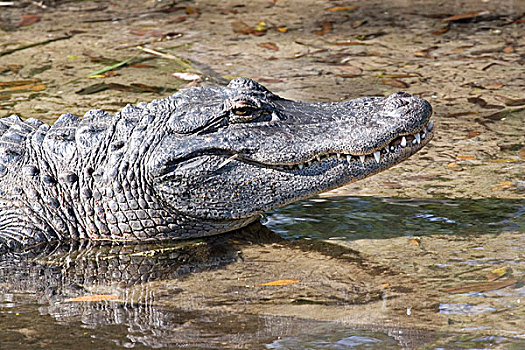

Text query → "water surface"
[1,196,523,349]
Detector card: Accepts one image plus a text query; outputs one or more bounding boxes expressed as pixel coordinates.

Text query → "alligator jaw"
[271,119,434,174]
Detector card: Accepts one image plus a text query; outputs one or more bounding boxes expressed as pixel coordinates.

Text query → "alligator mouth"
[160,119,434,178]
[267,119,434,172]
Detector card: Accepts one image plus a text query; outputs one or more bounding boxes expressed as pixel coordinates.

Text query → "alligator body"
[0,78,433,248]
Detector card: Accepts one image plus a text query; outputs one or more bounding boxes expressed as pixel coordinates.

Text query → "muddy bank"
[1,0,523,199]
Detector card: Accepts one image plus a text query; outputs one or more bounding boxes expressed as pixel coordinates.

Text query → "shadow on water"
[0,197,524,349]
[265,197,525,240]
[0,224,434,349]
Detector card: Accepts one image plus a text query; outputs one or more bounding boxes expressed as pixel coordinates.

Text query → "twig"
[86,57,134,77]
[0,35,73,57]
[65,57,135,84]
[115,33,183,50]
[136,46,193,71]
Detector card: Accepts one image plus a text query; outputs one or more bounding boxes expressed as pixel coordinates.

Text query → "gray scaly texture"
[0,78,433,249]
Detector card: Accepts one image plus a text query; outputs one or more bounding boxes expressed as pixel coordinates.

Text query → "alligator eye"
[232,106,256,116]
[230,105,262,123]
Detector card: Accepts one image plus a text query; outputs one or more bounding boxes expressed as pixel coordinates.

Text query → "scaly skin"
[0,78,433,249]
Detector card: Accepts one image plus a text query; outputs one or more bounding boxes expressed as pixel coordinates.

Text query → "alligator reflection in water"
[0,228,243,348]
[0,222,443,349]
[1,197,524,349]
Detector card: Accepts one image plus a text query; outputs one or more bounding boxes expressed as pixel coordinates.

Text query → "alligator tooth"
[390,145,395,151]
[337,153,341,159]
[421,131,426,139]
[316,156,321,162]
[415,133,421,144]
[346,155,352,163]
[427,120,434,131]
[308,161,312,167]
[217,154,239,169]
[359,155,365,164]
[271,111,279,122]
[401,136,407,147]
[373,151,380,163]
[298,164,304,170]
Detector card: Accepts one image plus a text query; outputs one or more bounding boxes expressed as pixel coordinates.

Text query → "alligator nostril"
[394,92,411,98]
[387,92,413,108]
[393,98,410,108]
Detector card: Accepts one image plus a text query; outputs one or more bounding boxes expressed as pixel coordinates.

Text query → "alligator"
[0,77,433,249]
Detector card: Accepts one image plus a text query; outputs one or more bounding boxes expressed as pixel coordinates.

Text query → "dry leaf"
[276,26,288,33]
[488,158,519,164]
[491,181,514,191]
[412,46,438,58]
[17,14,40,27]
[381,283,390,288]
[502,45,514,53]
[467,97,487,107]
[339,64,362,76]
[257,77,284,83]
[333,41,368,46]
[0,81,46,93]
[65,294,119,302]
[352,19,366,28]
[432,25,449,35]
[253,21,268,35]
[355,32,386,40]
[258,42,279,51]
[408,238,420,246]
[443,279,516,294]
[218,8,239,15]
[494,95,525,106]
[457,155,476,160]
[259,279,299,286]
[442,10,490,22]
[484,83,503,90]
[107,83,162,93]
[487,266,509,281]
[465,131,481,139]
[381,78,409,89]
[326,6,358,12]
[381,74,418,78]
[185,7,200,15]
[7,64,22,73]
[168,16,187,24]
[231,20,253,35]
[0,80,40,87]
[171,72,201,81]
[315,21,333,36]
[413,51,429,57]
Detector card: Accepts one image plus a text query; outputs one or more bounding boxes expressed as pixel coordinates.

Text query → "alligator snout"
[386,91,414,105]
[385,92,432,119]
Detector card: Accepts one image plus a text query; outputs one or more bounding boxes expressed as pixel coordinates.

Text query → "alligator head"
[148,78,433,232]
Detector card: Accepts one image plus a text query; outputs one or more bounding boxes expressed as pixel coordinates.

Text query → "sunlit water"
[1,197,524,349]
[264,197,525,240]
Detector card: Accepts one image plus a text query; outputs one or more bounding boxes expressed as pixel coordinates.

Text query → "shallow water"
[265,197,525,240]
[1,196,523,349]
